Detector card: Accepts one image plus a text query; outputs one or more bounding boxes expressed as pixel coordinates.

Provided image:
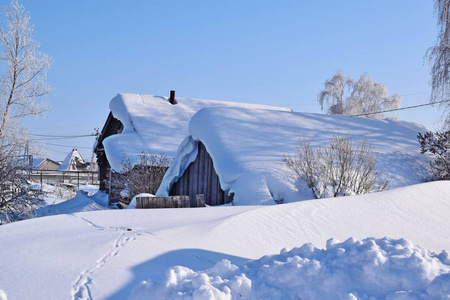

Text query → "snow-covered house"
[33,157,61,170]
[157,107,429,206]
[57,148,88,172]
[17,156,60,170]
[94,92,291,198]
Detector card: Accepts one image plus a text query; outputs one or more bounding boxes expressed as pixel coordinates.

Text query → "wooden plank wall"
[170,142,234,206]
[136,194,205,209]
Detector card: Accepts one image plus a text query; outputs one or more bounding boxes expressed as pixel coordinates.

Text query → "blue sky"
[9,0,440,160]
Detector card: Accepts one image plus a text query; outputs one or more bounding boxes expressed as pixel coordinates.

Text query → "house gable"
[170,142,233,206]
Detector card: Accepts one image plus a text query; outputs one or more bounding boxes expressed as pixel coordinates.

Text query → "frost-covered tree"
[427,0,450,128]
[318,71,354,115]
[0,0,51,223]
[0,0,51,135]
[318,72,401,119]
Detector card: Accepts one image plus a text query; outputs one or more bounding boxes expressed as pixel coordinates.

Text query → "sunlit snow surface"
[159,107,430,205]
[103,93,291,172]
[130,237,450,300]
[0,181,449,299]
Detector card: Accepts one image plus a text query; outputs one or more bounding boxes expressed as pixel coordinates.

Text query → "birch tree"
[0,0,51,136]
[427,0,450,128]
[0,0,51,223]
[318,72,401,119]
[318,71,354,115]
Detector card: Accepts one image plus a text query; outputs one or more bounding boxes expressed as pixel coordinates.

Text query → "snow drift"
[130,237,450,300]
[103,94,291,172]
[1,181,449,299]
[158,107,430,205]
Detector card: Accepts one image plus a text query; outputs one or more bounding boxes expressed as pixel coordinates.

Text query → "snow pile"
[158,107,430,205]
[34,185,107,216]
[103,93,291,172]
[130,237,450,300]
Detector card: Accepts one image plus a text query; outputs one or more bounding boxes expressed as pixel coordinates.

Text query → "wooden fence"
[26,170,98,191]
[136,194,205,209]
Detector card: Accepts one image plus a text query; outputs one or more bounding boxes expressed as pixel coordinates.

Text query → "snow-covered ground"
[0,181,449,299]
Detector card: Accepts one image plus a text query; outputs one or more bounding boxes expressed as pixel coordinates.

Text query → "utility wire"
[349,99,450,117]
[30,133,95,138]
[40,142,93,150]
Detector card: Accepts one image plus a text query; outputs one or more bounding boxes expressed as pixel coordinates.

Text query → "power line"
[349,99,450,117]
[40,142,93,150]
[399,92,431,97]
[30,133,94,138]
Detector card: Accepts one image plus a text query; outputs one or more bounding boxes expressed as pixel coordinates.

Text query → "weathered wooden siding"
[136,194,205,209]
[170,142,234,206]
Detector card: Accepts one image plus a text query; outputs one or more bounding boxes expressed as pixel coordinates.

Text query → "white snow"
[103,93,291,172]
[130,237,450,300]
[0,181,449,299]
[158,108,430,205]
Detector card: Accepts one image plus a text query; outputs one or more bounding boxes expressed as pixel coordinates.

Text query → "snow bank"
[1,181,450,299]
[103,93,291,172]
[158,107,429,205]
[130,237,450,300]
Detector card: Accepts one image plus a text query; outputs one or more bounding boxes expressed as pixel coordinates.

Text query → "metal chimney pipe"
[169,90,176,105]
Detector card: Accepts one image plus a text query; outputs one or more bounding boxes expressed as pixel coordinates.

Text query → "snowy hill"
[0,181,449,299]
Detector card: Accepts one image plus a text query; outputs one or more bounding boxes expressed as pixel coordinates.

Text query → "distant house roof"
[17,157,60,170]
[157,107,430,205]
[57,148,86,171]
[101,93,292,172]
[32,157,45,169]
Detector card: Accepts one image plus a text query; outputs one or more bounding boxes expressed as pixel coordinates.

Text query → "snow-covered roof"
[32,158,45,168]
[158,107,429,205]
[103,93,292,171]
[57,148,86,171]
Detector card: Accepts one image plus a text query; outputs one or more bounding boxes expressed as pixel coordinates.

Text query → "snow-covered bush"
[284,134,389,199]
[0,141,42,224]
[129,237,450,300]
[111,152,169,201]
[418,130,450,180]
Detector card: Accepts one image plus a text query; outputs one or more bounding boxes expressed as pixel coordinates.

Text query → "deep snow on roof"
[103,93,292,171]
[158,107,429,205]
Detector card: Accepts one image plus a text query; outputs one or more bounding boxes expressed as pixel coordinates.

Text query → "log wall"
[170,142,234,206]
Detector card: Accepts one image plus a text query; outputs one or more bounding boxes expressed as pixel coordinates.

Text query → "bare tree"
[284,134,389,199]
[318,72,401,118]
[111,152,170,205]
[427,0,450,128]
[0,0,51,135]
